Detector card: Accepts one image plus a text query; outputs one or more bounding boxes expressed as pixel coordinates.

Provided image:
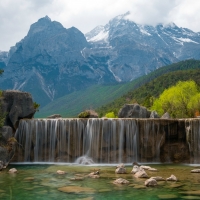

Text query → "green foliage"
[151,80,200,118]
[0,69,3,75]
[105,112,117,118]
[78,111,90,118]
[97,68,200,117]
[33,102,40,112]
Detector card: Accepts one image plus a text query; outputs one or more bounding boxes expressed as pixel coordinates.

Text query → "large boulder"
[1,90,36,129]
[118,104,151,118]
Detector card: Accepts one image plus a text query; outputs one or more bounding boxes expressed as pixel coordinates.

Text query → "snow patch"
[139,26,151,36]
[88,30,109,42]
[178,37,199,44]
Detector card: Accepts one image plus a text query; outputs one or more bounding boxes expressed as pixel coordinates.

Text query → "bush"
[78,111,90,118]
[105,112,117,118]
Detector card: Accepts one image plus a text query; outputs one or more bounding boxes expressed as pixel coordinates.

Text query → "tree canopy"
[151,80,200,118]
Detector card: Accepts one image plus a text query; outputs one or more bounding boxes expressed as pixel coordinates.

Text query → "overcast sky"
[1,0,200,51]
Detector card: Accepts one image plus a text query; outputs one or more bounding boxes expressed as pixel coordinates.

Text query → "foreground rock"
[118,103,151,118]
[191,169,200,173]
[115,163,126,174]
[87,171,100,179]
[9,168,17,173]
[131,165,140,174]
[151,176,165,181]
[56,170,65,174]
[145,178,157,187]
[2,90,35,129]
[134,167,148,178]
[166,174,177,181]
[113,178,129,184]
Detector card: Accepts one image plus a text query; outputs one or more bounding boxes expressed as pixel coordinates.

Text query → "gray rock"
[151,176,165,181]
[113,178,129,184]
[166,174,177,181]
[118,104,151,118]
[115,163,126,174]
[2,90,35,129]
[131,165,140,174]
[145,178,157,187]
[191,169,200,173]
[150,111,159,118]
[47,114,62,119]
[161,112,171,119]
[0,126,13,140]
[134,168,149,178]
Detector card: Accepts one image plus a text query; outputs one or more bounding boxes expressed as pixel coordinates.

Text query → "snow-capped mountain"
[1,13,200,106]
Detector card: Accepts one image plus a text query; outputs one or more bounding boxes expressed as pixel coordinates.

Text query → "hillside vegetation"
[36,59,200,118]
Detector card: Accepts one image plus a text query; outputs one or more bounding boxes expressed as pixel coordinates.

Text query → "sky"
[1,0,200,51]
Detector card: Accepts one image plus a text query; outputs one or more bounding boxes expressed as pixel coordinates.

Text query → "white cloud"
[0,0,200,51]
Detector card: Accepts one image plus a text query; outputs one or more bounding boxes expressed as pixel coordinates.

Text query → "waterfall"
[14,118,200,164]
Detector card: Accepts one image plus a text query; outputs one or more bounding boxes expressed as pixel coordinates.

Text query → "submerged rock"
[115,163,126,174]
[145,178,157,187]
[56,170,65,175]
[151,176,165,181]
[58,186,96,194]
[113,178,129,184]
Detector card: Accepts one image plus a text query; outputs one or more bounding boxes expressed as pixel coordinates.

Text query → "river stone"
[181,196,200,199]
[157,194,178,199]
[134,169,148,178]
[131,165,140,174]
[115,163,126,174]
[151,176,165,181]
[148,168,158,172]
[8,168,17,173]
[118,103,151,118]
[166,174,177,181]
[58,186,95,194]
[140,165,151,170]
[113,178,129,184]
[56,170,65,174]
[191,169,200,173]
[145,178,157,187]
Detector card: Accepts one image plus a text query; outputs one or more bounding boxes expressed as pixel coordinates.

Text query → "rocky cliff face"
[1,13,200,107]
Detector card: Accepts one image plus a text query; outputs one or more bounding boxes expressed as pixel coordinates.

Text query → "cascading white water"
[14,118,200,164]
[15,118,139,163]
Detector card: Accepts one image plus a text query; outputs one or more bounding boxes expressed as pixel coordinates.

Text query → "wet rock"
[140,165,151,170]
[151,176,165,181]
[166,174,177,181]
[88,172,100,178]
[134,168,148,178]
[145,178,157,187]
[158,194,178,199]
[8,168,17,173]
[115,163,126,174]
[148,167,158,172]
[56,170,65,175]
[58,186,96,194]
[131,165,140,174]
[191,169,200,173]
[113,178,129,184]
[70,177,84,181]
